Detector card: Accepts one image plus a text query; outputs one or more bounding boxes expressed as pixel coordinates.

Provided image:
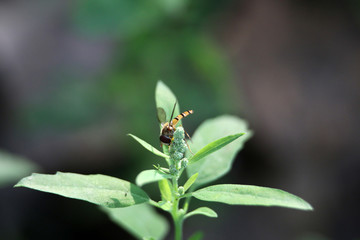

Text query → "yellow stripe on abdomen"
[171,110,194,126]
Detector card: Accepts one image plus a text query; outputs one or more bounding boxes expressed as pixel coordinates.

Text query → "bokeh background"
[1,0,359,239]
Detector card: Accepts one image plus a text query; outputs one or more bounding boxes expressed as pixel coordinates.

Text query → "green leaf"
[187,115,252,188]
[185,207,218,219]
[157,200,172,212]
[188,231,204,240]
[188,133,245,165]
[0,150,39,187]
[158,179,172,202]
[102,203,169,240]
[183,173,198,192]
[128,134,169,160]
[136,170,172,187]
[155,81,181,125]
[192,184,313,211]
[15,172,149,208]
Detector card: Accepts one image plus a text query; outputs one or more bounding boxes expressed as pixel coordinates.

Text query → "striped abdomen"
[171,110,194,126]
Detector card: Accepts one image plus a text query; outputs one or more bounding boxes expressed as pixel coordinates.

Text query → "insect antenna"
[169,101,177,125]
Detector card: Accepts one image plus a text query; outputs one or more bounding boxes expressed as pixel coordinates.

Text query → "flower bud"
[178,186,184,195]
[169,166,178,175]
[169,127,187,163]
[173,127,185,140]
[181,158,188,168]
[172,152,184,161]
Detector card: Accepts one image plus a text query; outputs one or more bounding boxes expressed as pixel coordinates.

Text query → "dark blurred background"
[1,0,359,239]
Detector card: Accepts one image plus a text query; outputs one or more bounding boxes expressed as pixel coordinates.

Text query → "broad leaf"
[15,172,149,208]
[158,179,172,202]
[102,203,169,240]
[185,207,218,219]
[136,170,172,186]
[128,134,169,160]
[192,184,313,211]
[188,133,245,165]
[0,150,39,187]
[187,115,252,188]
[155,81,181,125]
[183,173,198,192]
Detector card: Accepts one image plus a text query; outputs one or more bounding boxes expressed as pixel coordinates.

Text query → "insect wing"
[155,81,180,119]
[157,107,167,124]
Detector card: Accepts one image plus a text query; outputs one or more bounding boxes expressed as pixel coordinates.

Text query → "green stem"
[166,128,188,240]
[174,213,183,240]
[148,199,158,207]
[171,175,184,240]
[172,176,178,190]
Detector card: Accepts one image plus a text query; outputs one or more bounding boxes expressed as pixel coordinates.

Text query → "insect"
[158,102,193,146]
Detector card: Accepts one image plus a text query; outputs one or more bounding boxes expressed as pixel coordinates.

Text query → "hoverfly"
[158,102,193,146]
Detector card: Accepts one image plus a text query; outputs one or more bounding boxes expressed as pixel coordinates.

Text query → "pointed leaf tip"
[128,134,169,160]
[185,207,218,219]
[136,170,172,187]
[155,81,180,126]
[188,133,245,165]
[192,184,313,211]
[183,173,199,192]
[15,172,149,208]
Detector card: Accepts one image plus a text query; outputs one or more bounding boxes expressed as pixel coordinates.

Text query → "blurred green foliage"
[17,0,239,171]
[0,150,39,187]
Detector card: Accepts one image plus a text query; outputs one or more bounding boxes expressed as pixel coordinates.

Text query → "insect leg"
[184,138,194,155]
[184,130,193,143]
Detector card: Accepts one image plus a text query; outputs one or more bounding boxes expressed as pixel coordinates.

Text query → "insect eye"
[160,135,171,144]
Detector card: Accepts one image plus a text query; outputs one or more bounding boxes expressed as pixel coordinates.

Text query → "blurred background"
[1,0,359,239]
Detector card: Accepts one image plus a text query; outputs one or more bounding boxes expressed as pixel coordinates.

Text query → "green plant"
[0,150,39,188]
[15,81,313,240]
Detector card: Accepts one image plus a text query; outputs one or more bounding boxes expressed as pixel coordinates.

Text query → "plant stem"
[167,127,188,240]
[174,213,183,240]
[171,175,184,240]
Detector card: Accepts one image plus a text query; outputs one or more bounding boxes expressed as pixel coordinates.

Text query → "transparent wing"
[157,107,167,124]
